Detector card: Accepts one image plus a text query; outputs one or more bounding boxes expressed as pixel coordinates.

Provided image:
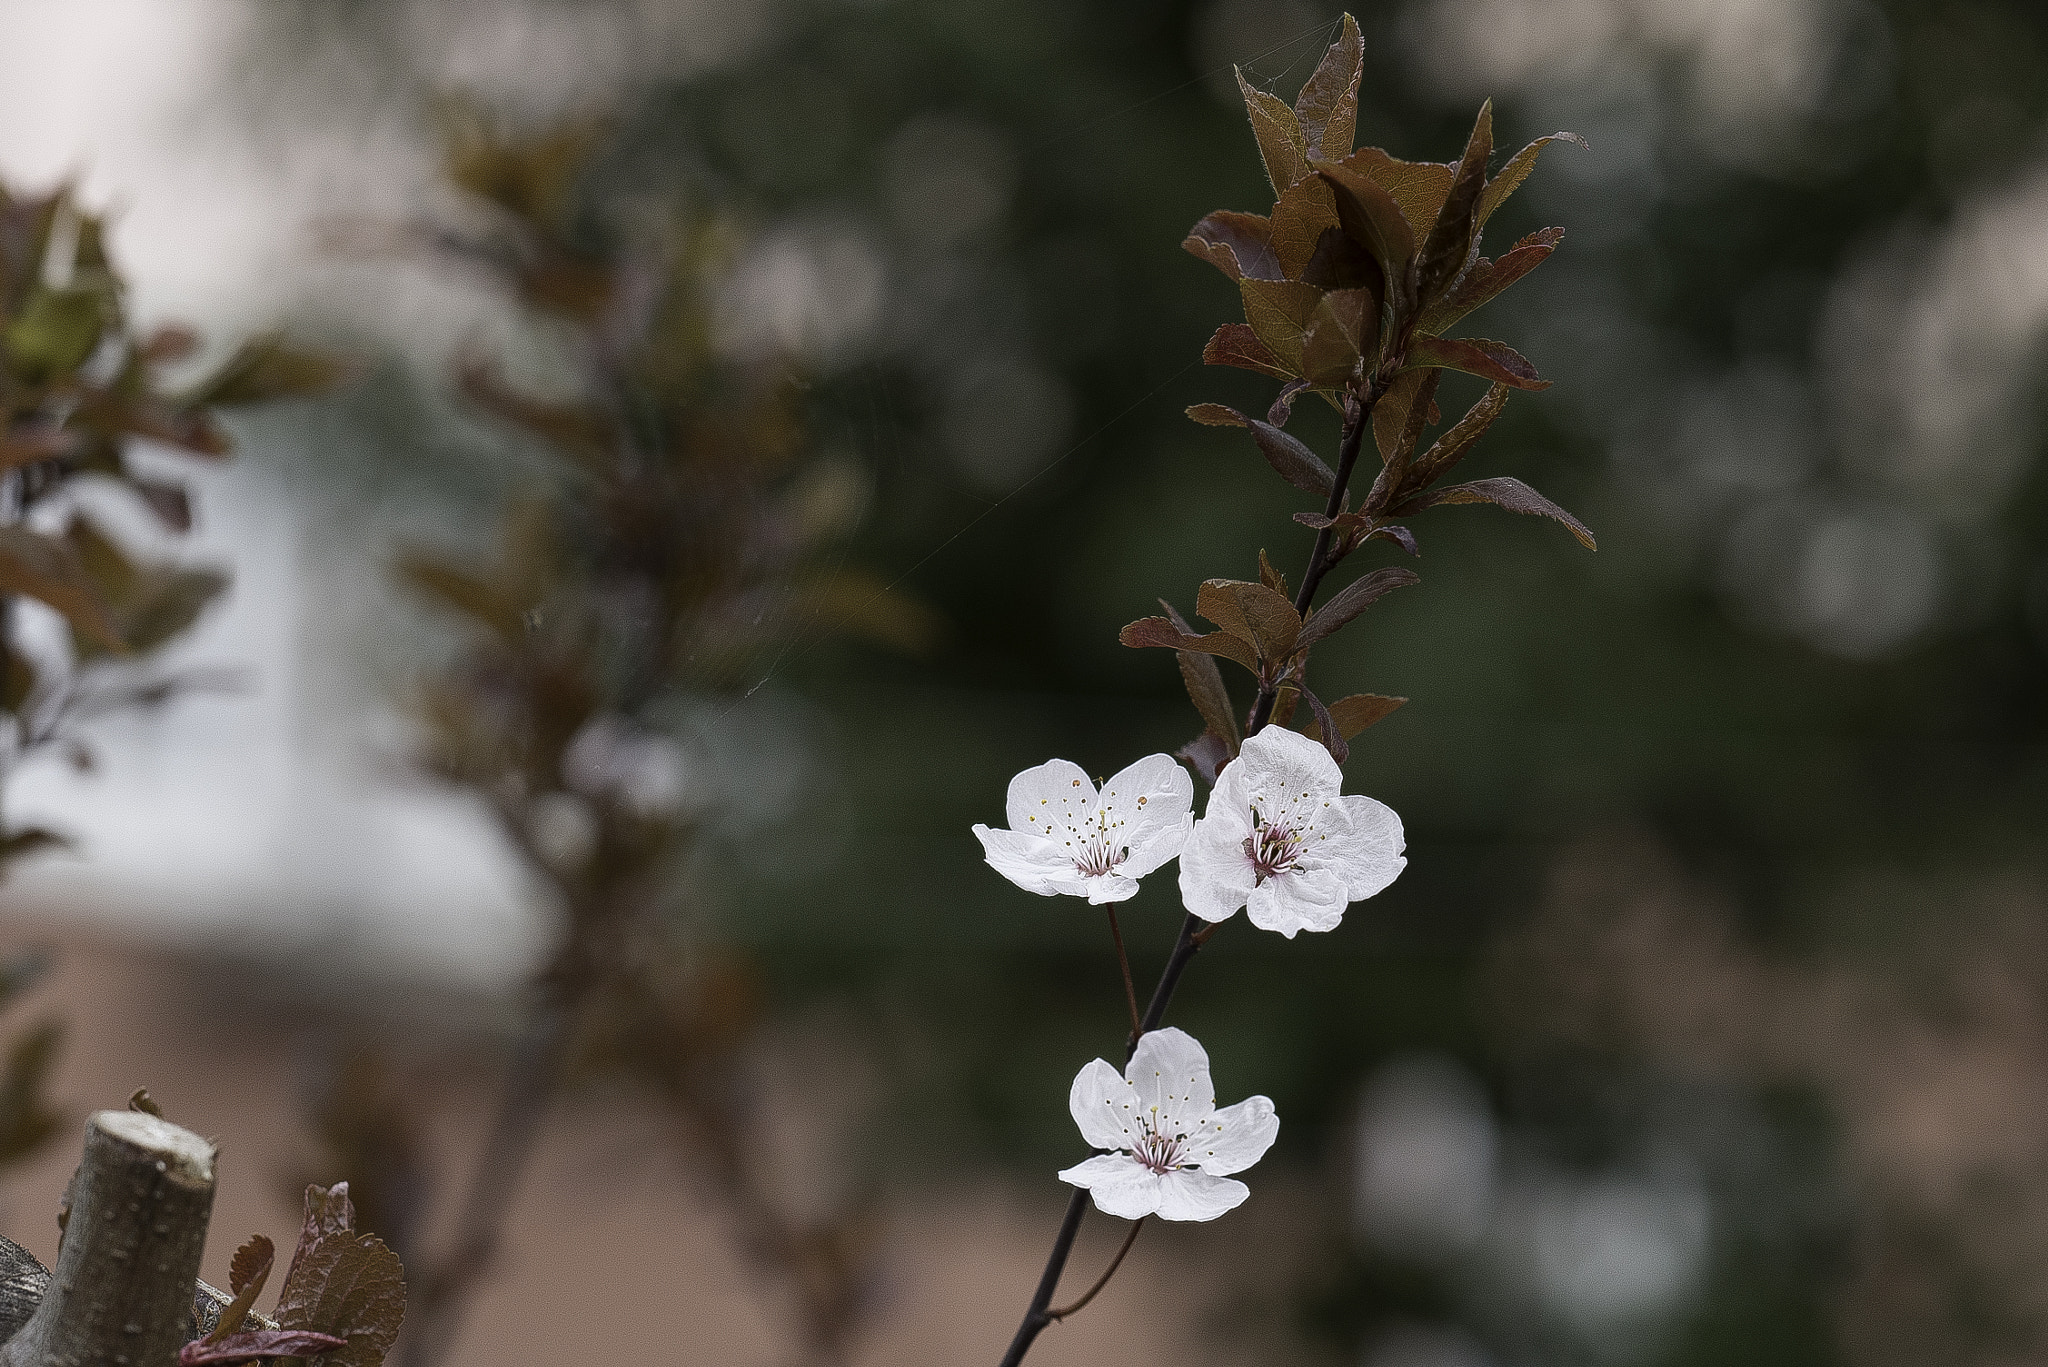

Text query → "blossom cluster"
[973,724,1406,1221]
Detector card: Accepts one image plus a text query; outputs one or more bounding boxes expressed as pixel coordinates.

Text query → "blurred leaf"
[1,643,37,716]
[275,1183,405,1367]
[1477,132,1588,235]
[139,324,200,365]
[1120,616,1258,672]
[1395,475,1596,549]
[0,829,70,872]
[181,1330,346,1366]
[1326,693,1406,737]
[0,426,73,475]
[1202,323,1292,380]
[1238,279,1323,376]
[204,1234,274,1344]
[6,285,106,381]
[1405,335,1548,390]
[1244,416,1335,498]
[1161,598,1238,756]
[1401,382,1510,498]
[1178,730,1232,787]
[459,362,617,476]
[1297,566,1420,650]
[1183,212,1281,282]
[0,951,49,1011]
[1235,69,1311,194]
[439,99,605,229]
[1293,14,1363,160]
[125,476,192,533]
[396,553,524,642]
[183,335,357,408]
[0,526,121,650]
[0,1020,61,1166]
[1198,578,1301,664]
[1414,101,1492,308]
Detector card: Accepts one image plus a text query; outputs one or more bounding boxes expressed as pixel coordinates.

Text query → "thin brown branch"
[1048,1218,1145,1322]
[1106,906,1141,1042]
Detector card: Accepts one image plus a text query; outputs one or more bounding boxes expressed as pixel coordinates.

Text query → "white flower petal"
[1332,794,1406,899]
[1069,1057,1139,1151]
[1246,866,1348,937]
[1126,1026,1215,1133]
[1152,1169,1250,1222]
[1178,818,1255,923]
[1005,758,1097,839]
[1058,1153,1163,1219]
[1237,724,1342,806]
[1098,753,1194,878]
[1084,872,1141,904]
[1194,1095,1279,1176]
[973,825,1075,897]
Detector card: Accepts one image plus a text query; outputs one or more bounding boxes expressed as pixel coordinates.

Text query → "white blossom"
[1058,1026,1278,1221]
[972,753,1193,904]
[1179,724,1405,938]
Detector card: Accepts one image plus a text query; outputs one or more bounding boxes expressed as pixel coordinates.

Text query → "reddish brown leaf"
[1236,70,1311,193]
[1404,335,1548,390]
[1396,476,1596,549]
[181,1331,349,1366]
[1364,370,1439,514]
[1202,323,1292,380]
[1257,549,1289,598]
[1120,616,1259,672]
[1344,149,1457,245]
[1477,132,1588,234]
[1372,368,1433,463]
[274,1184,405,1367]
[1238,279,1323,375]
[1182,211,1282,282]
[1415,101,1493,307]
[1293,14,1363,160]
[1160,599,1238,756]
[1365,524,1421,557]
[1314,158,1416,297]
[1296,566,1420,650]
[204,1235,275,1345]
[1326,693,1406,737]
[1177,730,1233,786]
[1302,227,1384,298]
[1400,383,1510,499]
[127,476,193,533]
[1420,227,1563,334]
[1197,578,1301,664]
[1268,176,1340,280]
[1268,378,1311,427]
[1295,682,1349,763]
[1186,403,1247,428]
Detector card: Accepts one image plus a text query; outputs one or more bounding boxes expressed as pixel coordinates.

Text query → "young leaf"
[1395,476,1596,549]
[1238,279,1324,375]
[125,476,193,533]
[1366,524,1421,557]
[1401,382,1510,498]
[1372,368,1433,463]
[1295,682,1349,763]
[1257,549,1289,598]
[1414,101,1493,308]
[1301,290,1372,387]
[181,1331,347,1366]
[1236,70,1312,193]
[1295,566,1420,650]
[1302,227,1384,295]
[1477,132,1588,234]
[205,1235,275,1344]
[1161,599,1238,756]
[0,527,121,650]
[1404,335,1548,390]
[1244,418,1336,499]
[182,335,357,408]
[1120,616,1259,672]
[274,1184,405,1367]
[1197,578,1302,664]
[1268,378,1311,427]
[1314,159,1416,298]
[1327,693,1407,737]
[1202,323,1293,380]
[1344,149,1457,243]
[1419,226,1563,335]
[1187,403,1247,428]
[1183,211,1282,282]
[1364,370,1439,513]
[1177,730,1233,787]
[1268,176,1341,280]
[1294,15,1363,160]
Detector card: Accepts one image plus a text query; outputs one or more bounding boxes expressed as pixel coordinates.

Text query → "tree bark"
[0,1110,216,1367]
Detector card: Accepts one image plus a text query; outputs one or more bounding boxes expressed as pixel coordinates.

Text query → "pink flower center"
[1133,1122,1187,1175]
[1073,835,1127,878]
[1242,817,1302,883]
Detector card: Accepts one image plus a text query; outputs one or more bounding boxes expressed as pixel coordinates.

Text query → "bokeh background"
[4,0,2048,1364]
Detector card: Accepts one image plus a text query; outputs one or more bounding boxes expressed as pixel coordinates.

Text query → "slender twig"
[1048,1219,1145,1321]
[1105,906,1141,1040]
[1001,384,1386,1366]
